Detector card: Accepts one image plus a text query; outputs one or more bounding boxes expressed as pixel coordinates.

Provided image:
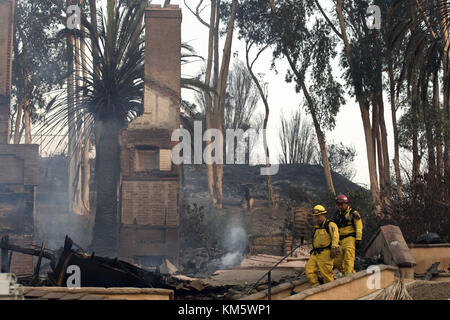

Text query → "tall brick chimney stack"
[0,0,15,144]
[118,4,182,267]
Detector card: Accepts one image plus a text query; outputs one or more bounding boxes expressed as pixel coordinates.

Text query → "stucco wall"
[285,265,397,300]
[409,244,450,274]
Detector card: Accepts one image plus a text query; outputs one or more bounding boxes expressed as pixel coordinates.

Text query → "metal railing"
[244,241,304,300]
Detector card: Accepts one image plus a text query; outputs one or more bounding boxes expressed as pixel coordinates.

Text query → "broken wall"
[0,0,38,275]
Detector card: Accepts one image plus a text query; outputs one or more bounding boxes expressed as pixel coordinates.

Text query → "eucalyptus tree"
[312,0,395,211]
[11,0,65,144]
[228,0,345,195]
[391,0,450,202]
[184,0,239,208]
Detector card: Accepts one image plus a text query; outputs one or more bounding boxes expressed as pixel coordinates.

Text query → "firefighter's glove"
[355,240,362,249]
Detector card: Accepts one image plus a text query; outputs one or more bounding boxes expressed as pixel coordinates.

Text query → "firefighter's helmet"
[336,194,349,204]
[312,205,328,216]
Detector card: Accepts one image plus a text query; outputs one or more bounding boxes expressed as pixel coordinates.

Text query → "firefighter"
[333,194,363,276]
[305,205,340,286]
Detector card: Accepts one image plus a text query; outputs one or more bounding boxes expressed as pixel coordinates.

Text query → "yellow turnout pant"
[305,249,334,285]
[334,236,356,275]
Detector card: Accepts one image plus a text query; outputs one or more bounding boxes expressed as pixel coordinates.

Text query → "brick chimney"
[118,4,182,267]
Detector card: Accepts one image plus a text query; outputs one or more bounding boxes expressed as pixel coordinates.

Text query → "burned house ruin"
[0,0,38,275]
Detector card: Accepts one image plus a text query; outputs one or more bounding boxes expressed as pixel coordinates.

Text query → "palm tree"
[39,1,206,256]
[81,1,145,255]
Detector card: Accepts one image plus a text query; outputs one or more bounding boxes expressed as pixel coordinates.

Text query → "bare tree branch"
[184,0,210,28]
[314,0,344,39]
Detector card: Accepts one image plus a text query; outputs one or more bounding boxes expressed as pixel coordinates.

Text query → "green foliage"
[397,105,427,152]
[389,178,450,244]
[11,0,66,129]
[327,142,357,180]
[223,0,344,131]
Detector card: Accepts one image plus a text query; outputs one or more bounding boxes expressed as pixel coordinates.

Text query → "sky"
[158,0,401,188]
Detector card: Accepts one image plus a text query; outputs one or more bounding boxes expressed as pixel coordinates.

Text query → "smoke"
[36,157,94,252]
[218,221,248,269]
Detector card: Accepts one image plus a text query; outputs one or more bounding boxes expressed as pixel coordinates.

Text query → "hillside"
[182,164,364,206]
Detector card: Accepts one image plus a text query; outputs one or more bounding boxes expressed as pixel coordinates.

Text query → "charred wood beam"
[32,242,46,283]
[423,262,440,281]
[0,237,55,265]
[1,236,9,273]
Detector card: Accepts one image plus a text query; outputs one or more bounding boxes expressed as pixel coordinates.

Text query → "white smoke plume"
[219,222,247,269]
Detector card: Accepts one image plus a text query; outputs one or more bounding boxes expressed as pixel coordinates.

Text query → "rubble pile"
[408,281,450,300]
[171,271,306,300]
[354,255,385,272]
[178,247,226,277]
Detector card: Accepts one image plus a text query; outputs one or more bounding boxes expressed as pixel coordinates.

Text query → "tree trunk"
[336,0,380,210]
[245,42,275,207]
[14,101,23,144]
[67,19,77,214]
[360,100,381,207]
[283,52,336,194]
[211,0,238,208]
[388,55,403,201]
[301,81,335,195]
[372,100,384,196]
[23,69,31,144]
[204,0,217,204]
[440,0,450,199]
[411,74,420,202]
[73,30,85,215]
[81,2,91,212]
[89,0,100,78]
[433,70,443,180]
[24,99,31,144]
[375,31,391,204]
[210,0,220,206]
[378,93,391,202]
[424,78,437,188]
[91,118,122,256]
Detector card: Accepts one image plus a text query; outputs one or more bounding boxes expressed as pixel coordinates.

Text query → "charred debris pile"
[0,235,298,300]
